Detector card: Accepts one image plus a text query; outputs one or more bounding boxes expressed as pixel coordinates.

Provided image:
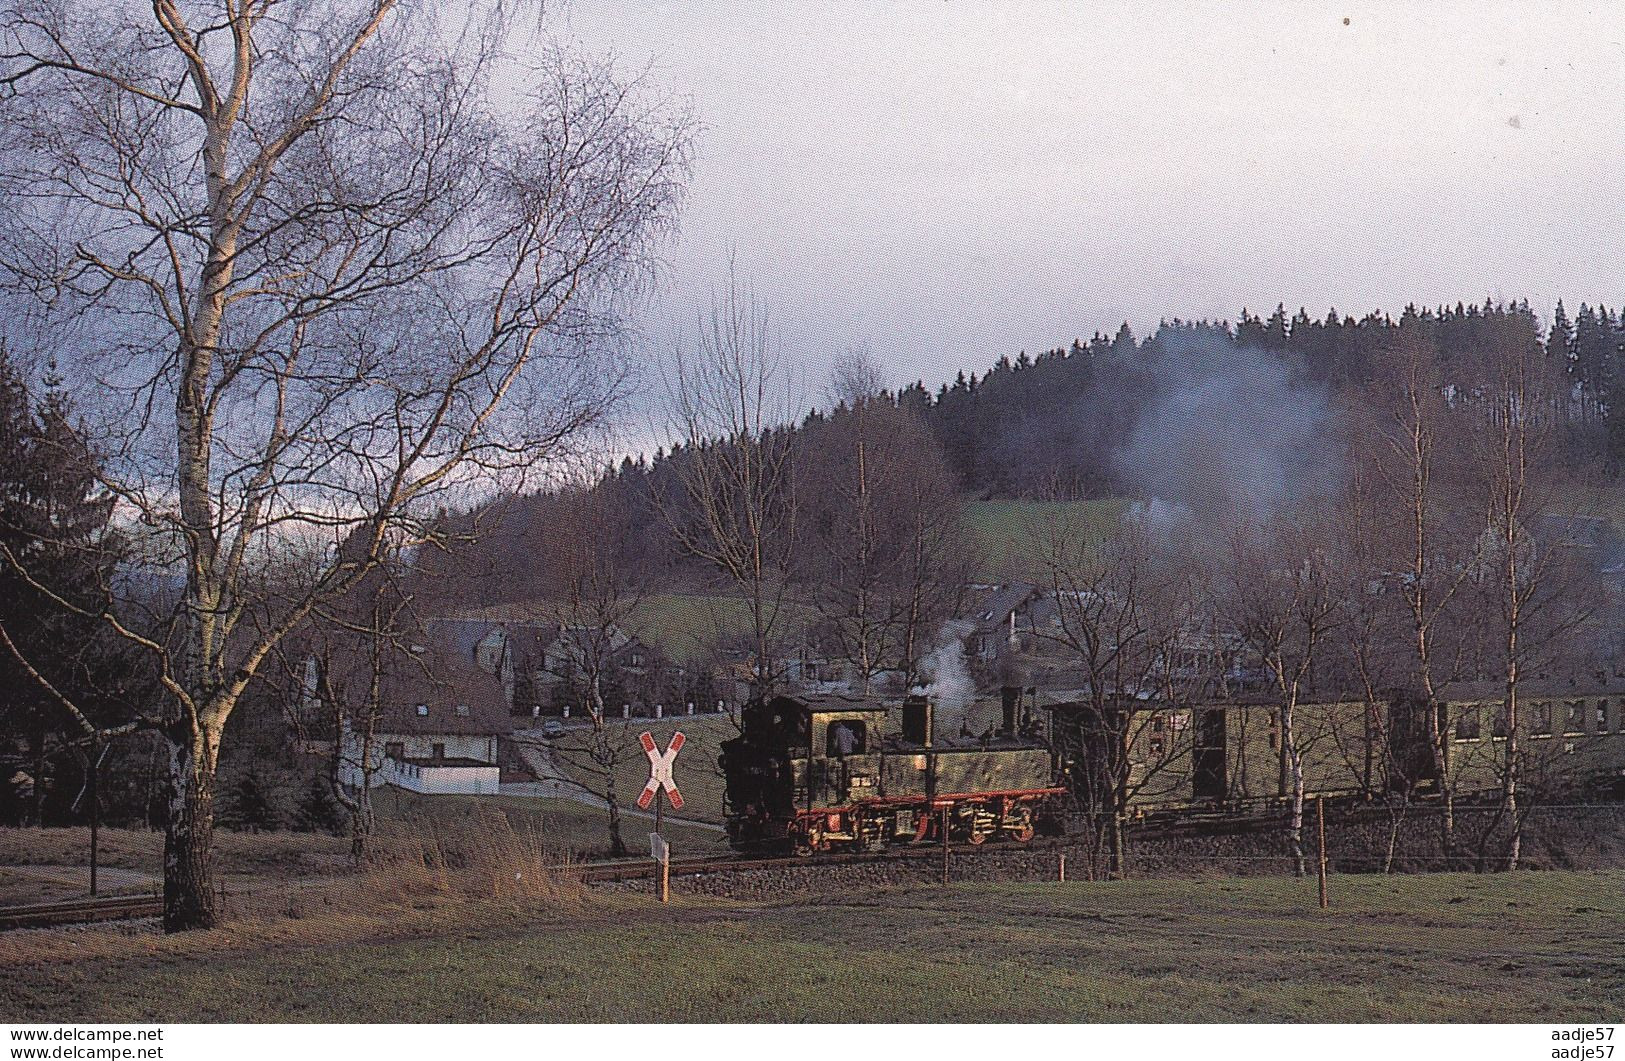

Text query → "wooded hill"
[415,298,1623,613]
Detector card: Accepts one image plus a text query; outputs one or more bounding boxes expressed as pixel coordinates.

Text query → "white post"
[562,704,570,718]
[623,703,630,719]
[656,703,663,719]
[687,701,695,715]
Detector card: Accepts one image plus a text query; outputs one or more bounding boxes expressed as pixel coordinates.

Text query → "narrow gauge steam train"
[1048,679,1625,819]
[719,692,1063,854]
[721,683,1625,854]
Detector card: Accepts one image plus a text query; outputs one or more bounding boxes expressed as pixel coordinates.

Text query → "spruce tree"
[0,347,123,825]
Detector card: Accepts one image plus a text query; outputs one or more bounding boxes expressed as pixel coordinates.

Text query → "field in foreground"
[3,869,1621,1022]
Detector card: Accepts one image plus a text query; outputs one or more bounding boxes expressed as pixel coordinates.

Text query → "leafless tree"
[660,272,798,704]
[531,482,646,857]
[1034,512,1201,877]
[275,562,421,864]
[803,349,965,693]
[1367,335,1483,862]
[0,2,693,930]
[1226,515,1345,877]
[1467,337,1596,870]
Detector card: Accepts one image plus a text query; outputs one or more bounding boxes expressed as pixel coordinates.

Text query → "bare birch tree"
[660,273,797,703]
[1371,336,1481,862]
[1227,517,1345,877]
[534,482,645,857]
[1470,337,1594,870]
[0,2,692,929]
[278,560,422,864]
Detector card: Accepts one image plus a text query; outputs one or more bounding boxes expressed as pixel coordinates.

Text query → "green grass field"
[4,869,1620,1022]
[961,498,1129,580]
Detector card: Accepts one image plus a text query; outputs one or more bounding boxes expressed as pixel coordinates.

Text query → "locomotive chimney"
[903,694,934,747]
[1001,685,1020,736]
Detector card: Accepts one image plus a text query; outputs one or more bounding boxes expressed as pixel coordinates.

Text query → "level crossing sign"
[637,730,685,811]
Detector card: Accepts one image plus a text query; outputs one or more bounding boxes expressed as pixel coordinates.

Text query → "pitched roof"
[966,581,1039,631]
[320,626,512,737]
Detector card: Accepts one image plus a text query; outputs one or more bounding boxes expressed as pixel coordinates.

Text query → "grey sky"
[557,1,1625,397]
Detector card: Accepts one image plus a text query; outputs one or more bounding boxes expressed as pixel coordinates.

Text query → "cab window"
[826,720,867,756]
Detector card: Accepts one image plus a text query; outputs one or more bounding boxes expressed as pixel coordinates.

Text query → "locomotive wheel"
[793,823,821,857]
[963,812,991,845]
[1005,807,1036,844]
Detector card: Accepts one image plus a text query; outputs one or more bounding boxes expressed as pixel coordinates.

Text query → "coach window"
[1565,701,1586,736]
[1455,707,1481,742]
[1533,702,1552,737]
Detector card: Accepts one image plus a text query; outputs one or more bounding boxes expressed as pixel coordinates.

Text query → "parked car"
[540,719,566,740]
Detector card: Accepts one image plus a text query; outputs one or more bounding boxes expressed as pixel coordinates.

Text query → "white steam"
[918,619,975,714]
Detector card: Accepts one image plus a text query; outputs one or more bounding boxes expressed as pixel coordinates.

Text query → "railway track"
[0,892,163,931]
[571,835,1074,885]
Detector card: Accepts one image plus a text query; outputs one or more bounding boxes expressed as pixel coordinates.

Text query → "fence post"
[1316,795,1329,910]
[1058,853,1066,883]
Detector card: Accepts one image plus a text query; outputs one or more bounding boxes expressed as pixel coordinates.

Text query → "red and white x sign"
[637,730,684,811]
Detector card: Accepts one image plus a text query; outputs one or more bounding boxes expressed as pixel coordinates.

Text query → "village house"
[315,628,512,796]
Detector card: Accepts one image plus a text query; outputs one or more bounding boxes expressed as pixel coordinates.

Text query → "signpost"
[650,831,670,903]
[639,731,684,902]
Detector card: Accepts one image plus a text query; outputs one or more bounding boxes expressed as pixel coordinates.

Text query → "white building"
[316,631,512,796]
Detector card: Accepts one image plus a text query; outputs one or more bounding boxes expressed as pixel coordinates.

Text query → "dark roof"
[424,617,505,662]
[1434,678,1625,702]
[967,582,1038,631]
[321,627,512,737]
[769,693,891,716]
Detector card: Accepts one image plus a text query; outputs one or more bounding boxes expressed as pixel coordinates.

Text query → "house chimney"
[903,694,933,747]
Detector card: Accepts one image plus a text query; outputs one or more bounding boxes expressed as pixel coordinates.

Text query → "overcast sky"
[554,1,1625,398]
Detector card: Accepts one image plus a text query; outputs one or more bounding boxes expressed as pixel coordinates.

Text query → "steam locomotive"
[719,691,1062,854]
[720,682,1625,854]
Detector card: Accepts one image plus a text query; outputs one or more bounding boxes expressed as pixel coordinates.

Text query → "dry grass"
[362,806,586,906]
[0,808,589,912]
[4,870,1621,1022]
[0,813,590,977]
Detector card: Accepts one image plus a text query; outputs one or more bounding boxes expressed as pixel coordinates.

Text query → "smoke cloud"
[919,619,975,715]
[1111,330,1343,521]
